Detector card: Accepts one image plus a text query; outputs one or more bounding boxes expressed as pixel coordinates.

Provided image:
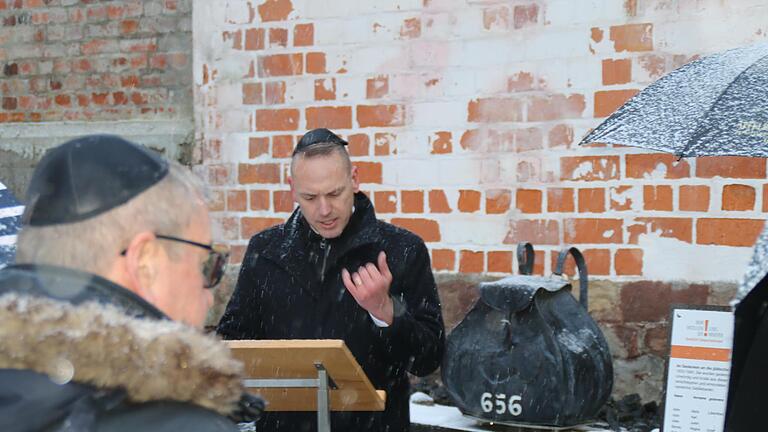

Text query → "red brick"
[249,137,269,158]
[722,184,755,211]
[255,109,299,131]
[357,105,406,127]
[242,217,283,238]
[402,190,424,213]
[468,97,522,122]
[306,106,352,130]
[602,58,632,85]
[259,54,303,77]
[516,189,542,214]
[347,134,369,156]
[314,78,335,101]
[432,249,455,271]
[306,52,326,74]
[628,217,692,244]
[265,81,286,105]
[763,185,768,212]
[643,185,673,211]
[578,188,606,213]
[430,131,452,155]
[486,189,511,214]
[374,132,394,156]
[527,94,585,122]
[250,190,270,211]
[487,251,513,273]
[208,190,225,212]
[429,190,451,213]
[120,19,139,35]
[208,165,230,186]
[239,163,280,184]
[374,191,397,213]
[626,154,690,179]
[679,185,710,212]
[294,23,313,46]
[513,3,538,29]
[615,249,643,276]
[609,185,635,211]
[272,135,294,158]
[400,17,421,39]
[507,71,534,92]
[273,190,294,212]
[242,82,263,105]
[229,245,247,266]
[2,97,17,110]
[269,27,288,47]
[391,218,440,242]
[514,127,543,152]
[245,28,265,51]
[258,0,293,22]
[227,190,247,212]
[458,190,481,213]
[366,75,389,99]
[504,219,559,245]
[483,6,509,31]
[564,218,623,244]
[560,156,620,181]
[697,218,764,247]
[644,325,668,357]
[594,89,640,117]
[582,249,610,276]
[54,94,71,107]
[697,157,766,179]
[353,161,382,184]
[610,23,653,52]
[459,250,484,273]
[547,188,574,213]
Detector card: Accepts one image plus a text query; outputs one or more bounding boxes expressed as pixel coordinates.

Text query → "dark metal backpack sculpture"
[442,243,613,427]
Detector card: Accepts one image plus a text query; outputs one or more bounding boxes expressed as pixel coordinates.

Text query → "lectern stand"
[226,340,387,432]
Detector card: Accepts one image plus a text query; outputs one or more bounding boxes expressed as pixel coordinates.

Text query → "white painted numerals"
[480,393,522,416]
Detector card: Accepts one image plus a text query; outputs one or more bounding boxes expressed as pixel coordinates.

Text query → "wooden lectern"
[226,339,386,432]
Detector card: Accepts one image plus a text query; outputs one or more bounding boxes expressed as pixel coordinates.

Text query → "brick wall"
[191,0,768,401]
[0,0,194,197]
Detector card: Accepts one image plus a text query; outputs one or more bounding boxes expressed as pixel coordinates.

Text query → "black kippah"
[23,134,169,226]
[293,128,348,156]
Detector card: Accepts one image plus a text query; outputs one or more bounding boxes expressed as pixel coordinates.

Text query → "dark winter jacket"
[218,192,445,432]
[726,275,768,431]
[0,264,245,432]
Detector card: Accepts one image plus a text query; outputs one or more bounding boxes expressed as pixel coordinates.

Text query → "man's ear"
[351,165,360,193]
[287,176,299,202]
[123,231,160,301]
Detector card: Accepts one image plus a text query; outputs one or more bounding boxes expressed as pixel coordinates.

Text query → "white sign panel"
[662,307,734,432]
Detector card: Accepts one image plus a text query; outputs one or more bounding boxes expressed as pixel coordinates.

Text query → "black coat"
[218,192,445,432]
[0,264,244,432]
[725,275,768,431]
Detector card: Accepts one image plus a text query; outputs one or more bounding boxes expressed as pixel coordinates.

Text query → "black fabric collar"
[260,192,382,276]
[0,263,167,320]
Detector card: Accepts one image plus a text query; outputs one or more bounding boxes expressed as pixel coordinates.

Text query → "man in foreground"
[218,128,445,431]
[0,135,257,431]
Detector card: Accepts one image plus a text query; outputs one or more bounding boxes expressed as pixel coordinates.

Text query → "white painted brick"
[440,215,510,246]
[454,38,519,68]
[334,75,367,102]
[421,12,458,40]
[427,68,478,98]
[448,7,486,39]
[411,101,468,128]
[220,133,250,162]
[438,159,483,185]
[223,0,253,25]
[339,45,410,75]
[388,130,432,156]
[523,30,591,61]
[409,40,456,69]
[285,78,315,105]
[392,160,440,185]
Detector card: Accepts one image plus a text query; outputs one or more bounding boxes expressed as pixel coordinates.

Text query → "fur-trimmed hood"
[0,292,244,415]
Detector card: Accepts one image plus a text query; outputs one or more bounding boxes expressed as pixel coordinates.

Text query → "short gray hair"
[15,161,207,275]
[290,142,352,176]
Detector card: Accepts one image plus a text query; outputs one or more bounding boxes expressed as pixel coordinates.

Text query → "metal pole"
[316,363,331,432]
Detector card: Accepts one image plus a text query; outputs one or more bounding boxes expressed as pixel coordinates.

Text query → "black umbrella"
[579,40,768,157]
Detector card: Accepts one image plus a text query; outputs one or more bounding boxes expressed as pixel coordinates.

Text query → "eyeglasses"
[120,234,229,289]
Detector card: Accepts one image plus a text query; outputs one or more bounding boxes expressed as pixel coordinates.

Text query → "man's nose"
[318,197,331,215]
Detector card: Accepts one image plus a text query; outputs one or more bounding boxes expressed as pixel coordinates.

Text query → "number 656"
[480,392,522,416]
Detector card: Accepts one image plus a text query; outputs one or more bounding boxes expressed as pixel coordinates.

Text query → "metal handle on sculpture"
[516,242,534,275]
[553,247,589,310]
